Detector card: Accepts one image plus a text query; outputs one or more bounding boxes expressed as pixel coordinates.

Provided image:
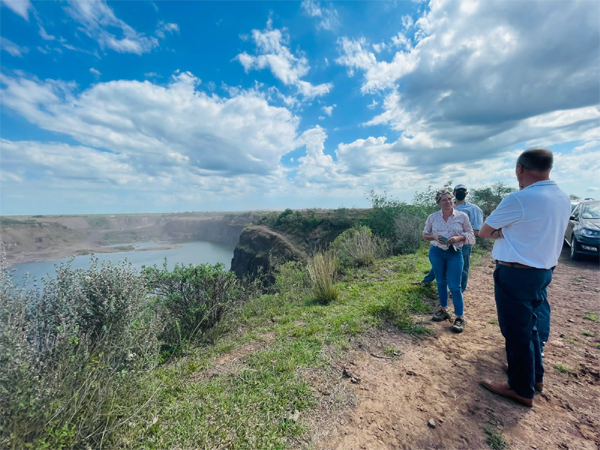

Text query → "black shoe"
[451,318,465,333]
[432,308,451,322]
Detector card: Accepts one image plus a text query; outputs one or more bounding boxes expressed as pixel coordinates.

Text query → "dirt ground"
[314,248,600,450]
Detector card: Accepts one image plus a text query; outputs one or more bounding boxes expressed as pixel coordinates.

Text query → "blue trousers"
[429,246,464,316]
[494,264,553,399]
[460,244,472,292]
[423,244,472,294]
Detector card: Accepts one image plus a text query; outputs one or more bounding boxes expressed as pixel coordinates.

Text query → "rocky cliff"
[230,226,306,279]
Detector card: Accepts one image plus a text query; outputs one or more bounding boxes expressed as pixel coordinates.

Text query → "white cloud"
[335,0,600,169]
[301,0,340,31]
[0,37,28,57]
[321,105,335,116]
[236,22,333,100]
[0,71,301,180]
[39,25,55,40]
[90,67,101,77]
[0,0,31,20]
[156,21,180,39]
[65,0,158,54]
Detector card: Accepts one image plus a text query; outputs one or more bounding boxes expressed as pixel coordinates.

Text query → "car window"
[572,204,581,220]
[581,202,600,219]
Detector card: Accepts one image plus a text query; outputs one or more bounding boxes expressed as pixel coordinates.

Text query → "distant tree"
[569,194,580,201]
[470,182,516,216]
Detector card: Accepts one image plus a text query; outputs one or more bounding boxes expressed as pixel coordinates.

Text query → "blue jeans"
[494,264,553,399]
[460,244,472,293]
[429,246,464,316]
[423,244,471,294]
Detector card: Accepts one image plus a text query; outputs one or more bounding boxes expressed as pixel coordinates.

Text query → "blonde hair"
[435,189,453,204]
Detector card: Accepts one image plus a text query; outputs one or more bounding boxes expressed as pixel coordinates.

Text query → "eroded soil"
[314,249,600,450]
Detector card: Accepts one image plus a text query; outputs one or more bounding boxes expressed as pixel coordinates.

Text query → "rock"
[428,419,436,429]
[406,370,417,376]
[542,426,549,431]
[531,446,537,449]
[343,366,361,383]
[567,319,575,323]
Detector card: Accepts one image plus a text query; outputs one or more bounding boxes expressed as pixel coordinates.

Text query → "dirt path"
[315,249,600,450]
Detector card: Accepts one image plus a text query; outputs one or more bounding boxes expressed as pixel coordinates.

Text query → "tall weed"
[307,252,339,304]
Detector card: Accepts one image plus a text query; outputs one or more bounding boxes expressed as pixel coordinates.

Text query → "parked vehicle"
[565,200,600,260]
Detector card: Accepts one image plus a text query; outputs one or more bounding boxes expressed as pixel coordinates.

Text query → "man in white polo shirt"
[478,148,570,407]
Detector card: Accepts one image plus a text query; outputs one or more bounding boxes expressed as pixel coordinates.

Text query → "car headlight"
[580,228,600,237]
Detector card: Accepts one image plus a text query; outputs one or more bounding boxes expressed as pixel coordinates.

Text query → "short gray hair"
[435,189,452,204]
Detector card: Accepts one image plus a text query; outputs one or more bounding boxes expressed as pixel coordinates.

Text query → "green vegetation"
[364,191,429,255]
[307,251,340,304]
[488,318,499,325]
[483,424,508,450]
[554,364,571,374]
[470,182,515,216]
[143,261,252,355]
[584,311,600,322]
[582,330,595,337]
[332,225,382,268]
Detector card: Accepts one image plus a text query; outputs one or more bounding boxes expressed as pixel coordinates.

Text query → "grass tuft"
[483,424,508,450]
[554,364,571,374]
[584,311,600,322]
[307,251,340,304]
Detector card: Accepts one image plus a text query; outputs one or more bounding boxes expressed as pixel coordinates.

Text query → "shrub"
[143,262,247,350]
[332,226,380,268]
[0,257,161,450]
[393,212,425,255]
[307,251,339,304]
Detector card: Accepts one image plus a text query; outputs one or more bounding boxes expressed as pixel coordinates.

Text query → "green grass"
[584,312,600,322]
[488,318,499,325]
[582,330,595,337]
[483,424,508,450]
[105,248,440,448]
[554,364,571,374]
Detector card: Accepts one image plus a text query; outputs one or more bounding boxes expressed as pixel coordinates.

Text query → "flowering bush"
[0,257,161,449]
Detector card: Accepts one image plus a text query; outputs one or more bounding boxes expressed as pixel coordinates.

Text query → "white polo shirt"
[484,180,571,269]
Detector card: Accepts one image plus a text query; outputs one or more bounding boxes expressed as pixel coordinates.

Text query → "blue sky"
[1,0,599,215]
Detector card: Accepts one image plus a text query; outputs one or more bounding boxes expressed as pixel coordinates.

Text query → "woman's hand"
[447,236,464,245]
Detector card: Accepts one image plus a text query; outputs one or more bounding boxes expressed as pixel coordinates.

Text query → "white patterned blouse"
[422,209,476,250]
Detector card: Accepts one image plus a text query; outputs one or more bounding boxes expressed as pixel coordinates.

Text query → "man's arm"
[479,223,504,239]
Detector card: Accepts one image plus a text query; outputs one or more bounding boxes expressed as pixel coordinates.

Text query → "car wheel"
[570,235,581,260]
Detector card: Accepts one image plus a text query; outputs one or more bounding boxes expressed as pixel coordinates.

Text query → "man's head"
[454,184,468,201]
[515,148,553,189]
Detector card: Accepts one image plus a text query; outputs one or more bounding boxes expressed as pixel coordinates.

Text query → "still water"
[9,240,236,290]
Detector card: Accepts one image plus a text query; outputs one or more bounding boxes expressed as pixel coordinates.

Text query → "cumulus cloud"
[335,0,600,170]
[65,0,159,54]
[1,0,31,20]
[0,37,28,57]
[0,71,301,180]
[321,105,335,116]
[236,22,333,100]
[301,0,340,31]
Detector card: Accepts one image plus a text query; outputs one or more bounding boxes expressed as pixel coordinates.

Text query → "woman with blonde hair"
[422,190,475,333]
